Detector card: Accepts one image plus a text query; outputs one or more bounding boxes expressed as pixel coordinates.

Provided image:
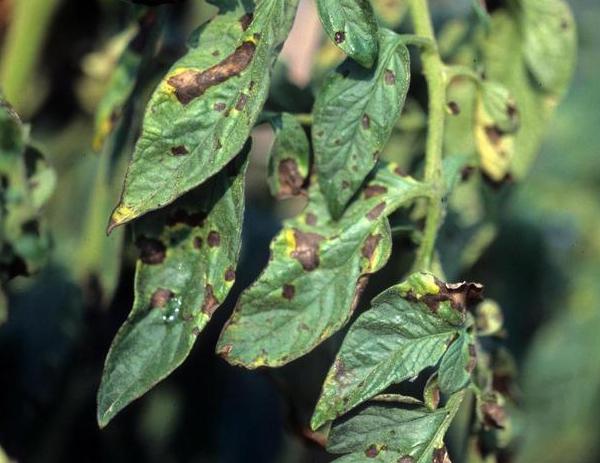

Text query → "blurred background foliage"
[0,0,599,462]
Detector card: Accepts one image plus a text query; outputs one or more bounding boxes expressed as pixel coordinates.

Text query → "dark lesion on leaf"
[334,31,345,44]
[193,236,203,249]
[432,446,451,463]
[170,145,189,156]
[384,69,396,85]
[277,158,304,197]
[366,202,386,220]
[150,288,174,308]
[363,185,387,199]
[361,233,382,263]
[166,41,256,105]
[406,278,484,313]
[398,456,415,463]
[364,444,379,458]
[201,284,220,316]
[224,267,236,282]
[239,12,253,31]
[305,212,317,226]
[235,93,248,110]
[207,231,221,247]
[361,114,370,129]
[282,284,295,300]
[484,125,505,147]
[136,237,166,265]
[291,229,325,271]
[480,401,507,429]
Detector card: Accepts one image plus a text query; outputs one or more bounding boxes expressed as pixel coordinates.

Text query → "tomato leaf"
[265,112,310,198]
[311,272,482,429]
[313,29,410,218]
[97,145,249,427]
[327,392,464,463]
[108,0,298,231]
[316,0,379,68]
[217,165,429,368]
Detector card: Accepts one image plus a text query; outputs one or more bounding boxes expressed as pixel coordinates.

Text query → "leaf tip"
[107,204,136,235]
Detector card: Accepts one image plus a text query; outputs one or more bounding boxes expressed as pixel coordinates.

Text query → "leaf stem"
[0,0,62,114]
[410,0,447,272]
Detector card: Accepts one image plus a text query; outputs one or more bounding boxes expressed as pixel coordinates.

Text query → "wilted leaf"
[217,165,429,368]
[314,29,410,218]
[327,392,464,463]
[109,0,298,230]
[265,112,309,198]
[311,272,482,429]
[97,146,249,427]
[316,0,378,68]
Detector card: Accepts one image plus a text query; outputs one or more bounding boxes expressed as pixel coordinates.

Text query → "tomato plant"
[0,0,588,462]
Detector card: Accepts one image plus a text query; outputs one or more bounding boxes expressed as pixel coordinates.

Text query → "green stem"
[0,0,61,114]
[293,113,313,126]
[410,0,447,272]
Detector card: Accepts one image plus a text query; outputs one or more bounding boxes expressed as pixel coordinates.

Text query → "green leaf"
[521,0,576,96]
[438,330,476,395]
[97,146,249,428]
[217,165,429,368]
[316,0,378,68]
[93,10,160,151]
[265,112,310,198]
[313,29,410,218]
[327,392,465,463]
[108,0,298,230]
[311,272,482,429]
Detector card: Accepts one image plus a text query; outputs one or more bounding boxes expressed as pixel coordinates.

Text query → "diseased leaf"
[109,0,299,230]
[314,29,410,218]
[265,112,309,198]
[97,146,249,427]
[327,392,465,463]
[316,0,378,68]
[521,0,576,96]
[93,10,160,151]
[480,8,574,180]
[0,97,54,280]
[311,272,482,429]
[438,330,476,395]
[217,165,429,368]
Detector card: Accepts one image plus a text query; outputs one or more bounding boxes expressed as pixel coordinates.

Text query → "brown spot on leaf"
[224,267,236,282]
[394,165,407,176]
[461,166,475,181]
[362,114,370,129]
[171,145,188,156]
[447,101,460,115]
[365,445,379,458]
[137,237,166,265]
[282,284,295,300]
[193,237,203,249]
[151,288,174,309]
[334,31,345,44]
[235,93,248,110]
[484,125,504,145]
[201,284,220,316]
[362,233,382,261]
[481,401,507,428]
[398,457,415,463]
[384,69,396,85]
[334,359,346,381]
[366,202,386,220]
[220,344,233,357]
[192,327,201,336]
[291,229,325,271]
[277,159,304,197]
[167,41,256,105]
[432,447,451,463]
[405,278,483,313]
[207,231,221,247]
[364,185,387,199]
[239,12,253,31]
[341,180,350,189]
[350,276,369,313]
[305,213,317,226]
[211,50,220,57]
[213,102,226,111]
